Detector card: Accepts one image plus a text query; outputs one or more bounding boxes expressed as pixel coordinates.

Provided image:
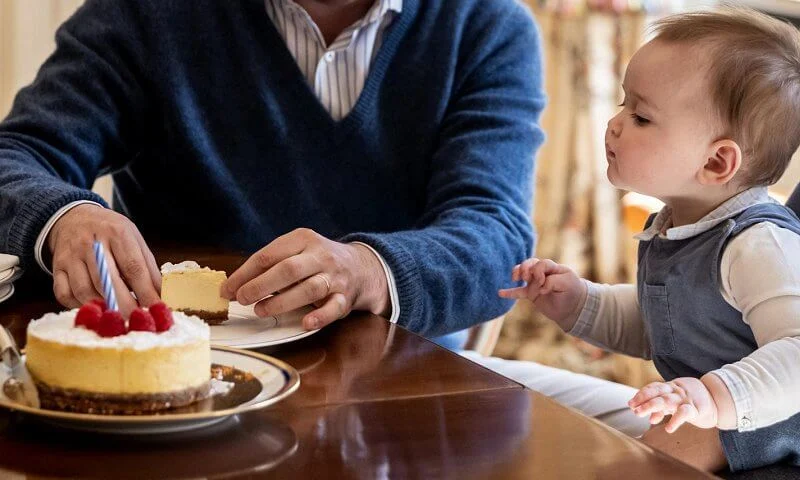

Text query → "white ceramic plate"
[0,284,13,304]
[0,346,299,434]
[0,267,21,287]
[210,302,320,349]
[0,254,19,273]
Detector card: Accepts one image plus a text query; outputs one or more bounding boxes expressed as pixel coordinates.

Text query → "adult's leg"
[458,351,651,437]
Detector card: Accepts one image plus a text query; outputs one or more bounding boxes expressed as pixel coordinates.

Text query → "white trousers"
[458,350,651,438]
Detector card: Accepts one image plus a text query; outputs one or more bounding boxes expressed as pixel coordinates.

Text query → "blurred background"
[2,0,799,388]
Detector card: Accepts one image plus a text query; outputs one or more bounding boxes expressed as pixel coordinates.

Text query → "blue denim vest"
[637,202,800,471]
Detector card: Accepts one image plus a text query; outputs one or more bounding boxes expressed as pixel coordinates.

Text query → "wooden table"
[0,250,715,479]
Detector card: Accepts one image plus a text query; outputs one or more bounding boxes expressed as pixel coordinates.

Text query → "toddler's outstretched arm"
[498,258,587,331]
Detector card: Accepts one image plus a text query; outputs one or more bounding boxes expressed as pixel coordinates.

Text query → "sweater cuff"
[339,232,423,331]
[6,184,107,269]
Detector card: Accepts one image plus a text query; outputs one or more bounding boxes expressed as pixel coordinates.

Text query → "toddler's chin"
[606,166,621,188]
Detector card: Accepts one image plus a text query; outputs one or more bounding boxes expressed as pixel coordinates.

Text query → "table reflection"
[0,410,297,479]
[266,389,532,478]
[262,316,396,407]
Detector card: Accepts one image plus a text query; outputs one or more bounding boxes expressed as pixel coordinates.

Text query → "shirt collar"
[271,0,402,48]
[274,0,402,24]
[634,187,778,241]
[373,0,404,20]
[353,0,403,34]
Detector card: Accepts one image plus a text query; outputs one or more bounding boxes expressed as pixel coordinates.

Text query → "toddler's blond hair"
[653,7,800,186]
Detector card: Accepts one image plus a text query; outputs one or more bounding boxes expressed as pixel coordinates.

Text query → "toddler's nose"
[607,116,622,137]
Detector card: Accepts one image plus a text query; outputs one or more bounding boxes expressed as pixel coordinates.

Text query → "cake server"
[0,326,40,408]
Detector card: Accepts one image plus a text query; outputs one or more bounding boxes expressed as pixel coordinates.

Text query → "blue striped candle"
[93,241,118,311]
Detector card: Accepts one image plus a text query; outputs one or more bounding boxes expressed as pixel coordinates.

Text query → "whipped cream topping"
[27,310,209,350]
[210,378,235,396]
[160,261,212,274]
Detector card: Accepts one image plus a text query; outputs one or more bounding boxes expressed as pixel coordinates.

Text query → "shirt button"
[325,52,335,62]
[740,417,751,428]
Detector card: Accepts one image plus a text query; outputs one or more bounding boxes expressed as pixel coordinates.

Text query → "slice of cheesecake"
[160,261,229,325]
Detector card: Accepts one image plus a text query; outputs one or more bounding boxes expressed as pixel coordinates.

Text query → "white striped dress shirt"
[264,0,402,120]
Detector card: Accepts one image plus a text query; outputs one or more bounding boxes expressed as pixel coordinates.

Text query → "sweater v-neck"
[250,0,419,135]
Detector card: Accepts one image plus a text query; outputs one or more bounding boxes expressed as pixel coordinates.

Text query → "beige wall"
[0,0,84,117]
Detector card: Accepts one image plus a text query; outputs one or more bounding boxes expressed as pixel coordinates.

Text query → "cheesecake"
[160,261,229,324]
[25,306,211,414]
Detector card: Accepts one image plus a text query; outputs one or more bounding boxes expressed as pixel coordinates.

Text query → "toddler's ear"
[699,139,742,186]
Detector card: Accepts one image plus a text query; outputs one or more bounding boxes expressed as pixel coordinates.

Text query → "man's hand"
[498,258,587,331]
[629,378,718,433]
[221,228,389,330]
[47,204,161,316]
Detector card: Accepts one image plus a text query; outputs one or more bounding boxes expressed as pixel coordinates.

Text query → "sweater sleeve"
[342,5,544,336]
[0,0,149,268]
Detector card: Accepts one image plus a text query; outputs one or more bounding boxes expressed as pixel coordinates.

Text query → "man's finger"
[303,293,348,330]
[223,231,307,299]
[67,262,103,304]
[236,255,319,305]
[53,269,79,308]
[97,246,139,317]
[135,232,162,295]
[109,235,161,307]
[83,254,106,299]
[253,273,331,317]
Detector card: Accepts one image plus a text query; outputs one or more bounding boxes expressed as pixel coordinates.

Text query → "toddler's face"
[605,41,719,201]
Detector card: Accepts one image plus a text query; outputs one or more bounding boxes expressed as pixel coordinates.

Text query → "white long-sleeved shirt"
[570,187,800,432]
[34,0,403,322]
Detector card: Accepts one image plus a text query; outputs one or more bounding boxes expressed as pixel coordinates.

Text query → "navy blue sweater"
[0,0,544,337]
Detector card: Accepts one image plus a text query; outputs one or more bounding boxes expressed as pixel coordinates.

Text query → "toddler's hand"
[498,258,586,331]
[628,378,718,433]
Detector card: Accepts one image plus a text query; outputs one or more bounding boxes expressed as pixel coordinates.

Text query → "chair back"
[788,183,800,217]
[464,316,506,356]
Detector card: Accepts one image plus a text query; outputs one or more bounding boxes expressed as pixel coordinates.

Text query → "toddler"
[500,7,800,471]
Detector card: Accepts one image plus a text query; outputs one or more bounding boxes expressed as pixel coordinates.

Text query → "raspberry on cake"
[128,308,156,332]
[25,302,211,415]
[160,261,230,325]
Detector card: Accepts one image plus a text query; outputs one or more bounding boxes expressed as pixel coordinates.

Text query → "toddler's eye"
[631,113,650,126]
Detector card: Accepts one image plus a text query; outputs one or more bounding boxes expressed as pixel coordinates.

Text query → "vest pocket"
[643,283,675,355]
